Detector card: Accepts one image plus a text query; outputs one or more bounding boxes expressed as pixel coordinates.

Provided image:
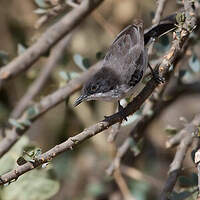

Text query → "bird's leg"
[104,101,127,122]
[118,101,127,121]
[148,63,164,83]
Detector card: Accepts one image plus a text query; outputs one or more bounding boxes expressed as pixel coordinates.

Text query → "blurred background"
[0,0,200,200]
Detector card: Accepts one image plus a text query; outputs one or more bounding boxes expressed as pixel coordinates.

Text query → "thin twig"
[166,130,185,149]
[114,169,136,200]
[106,137,133,175]
[92,10,118,38]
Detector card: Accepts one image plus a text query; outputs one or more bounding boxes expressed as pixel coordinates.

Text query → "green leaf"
[34,148,42,159]
[34,8,48,14]
[21,119,31,127]
[8,118,25,130]
[21,148,42,164]
[129,139,139,156]
[58,71,80,81]
[169,65,174,71]
[58,71,68,80]
[17,157,27,166]
[68,72,80,79]
[26,106,39,119]
[17,44,26,55]
[34,0,49,8]
[188,54,200,73]
[73,54,87,71]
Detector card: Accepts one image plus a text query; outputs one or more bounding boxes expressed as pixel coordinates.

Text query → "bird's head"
[74,67,120,106]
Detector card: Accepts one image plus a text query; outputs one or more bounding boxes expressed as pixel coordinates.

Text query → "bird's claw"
[119,112,128,121]
[104,115,112,121]
[152,71,165,84]
[148,63,164,84]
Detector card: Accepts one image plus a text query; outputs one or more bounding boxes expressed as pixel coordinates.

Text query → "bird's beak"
[73,95,87,107]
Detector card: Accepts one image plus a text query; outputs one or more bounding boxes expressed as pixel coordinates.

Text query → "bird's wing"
[103,21,147,87]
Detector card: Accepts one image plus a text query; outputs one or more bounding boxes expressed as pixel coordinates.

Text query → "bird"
[74,19,160,113]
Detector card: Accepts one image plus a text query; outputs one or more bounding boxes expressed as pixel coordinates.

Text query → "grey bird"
[74,20,154,110]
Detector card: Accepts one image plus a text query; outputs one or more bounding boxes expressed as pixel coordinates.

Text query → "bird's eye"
[91,84,98,91]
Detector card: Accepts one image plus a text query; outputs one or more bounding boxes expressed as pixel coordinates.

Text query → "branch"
[0,0,103,84]
[0,16,195,184]
[106,137,133,175]
[160,114,200,200]
[153,0,168,24]
[11,33,73,119]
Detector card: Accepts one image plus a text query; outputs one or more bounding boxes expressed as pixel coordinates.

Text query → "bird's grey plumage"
[74,20,148,106]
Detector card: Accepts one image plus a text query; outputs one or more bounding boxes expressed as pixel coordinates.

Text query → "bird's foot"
[152,71,165,84]
[148,63,164,84]
[118,101,127,121]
